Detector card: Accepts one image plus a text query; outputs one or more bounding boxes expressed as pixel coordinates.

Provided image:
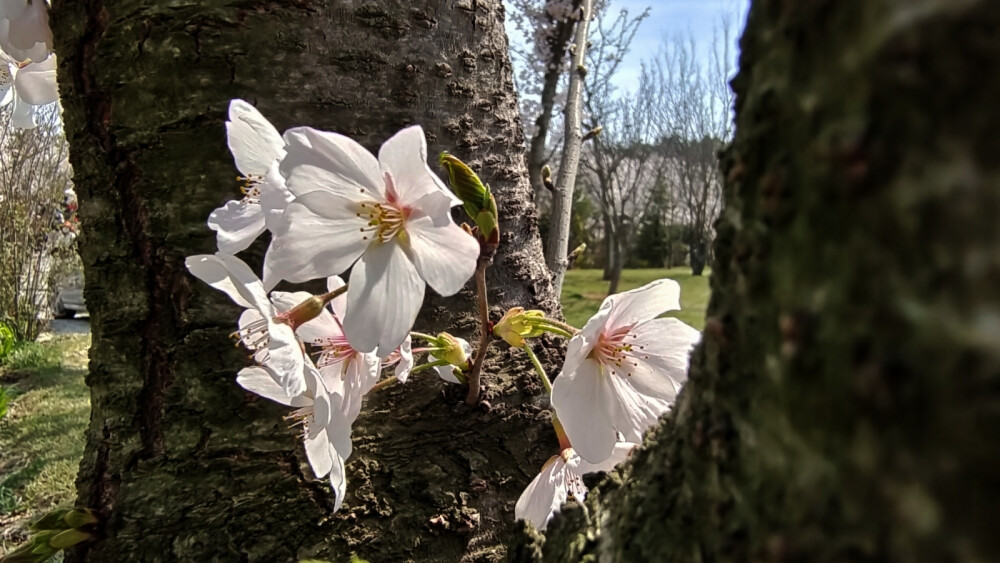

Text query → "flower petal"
[226,99,284,177]
[605,279,683,329]
[266,322,306,397]
[326,275,348,318]
[404,214,478,296]
[343,241,424,356]
[514,455,568,532]
[575,442,638,475]
[605,369,674,443]
[281,126,383,199]
[185,253,269,311]
[259,164,294,232]
[305,425,335,478]
[13,54,57,105]
[207,199,265,254]
[262,192,368,289]
[235,366,310,407]
[624,317,700,401]
[393,336,414,383]
[378,125,459,208]
[551,359,617,464]
[329,449,348,513]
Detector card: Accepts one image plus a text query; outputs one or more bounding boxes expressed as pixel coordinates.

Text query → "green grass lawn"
[0,334,90,553]
[561,268,711,330]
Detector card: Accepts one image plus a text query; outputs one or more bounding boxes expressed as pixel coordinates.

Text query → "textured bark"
[512,0,1000,561]
[50,1,561,561]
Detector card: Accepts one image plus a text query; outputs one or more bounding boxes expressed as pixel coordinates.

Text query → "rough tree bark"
[511,0,1000,561]
[51,1,562,561]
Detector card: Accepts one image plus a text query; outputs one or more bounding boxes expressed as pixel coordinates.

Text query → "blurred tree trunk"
[51,1,560,561]
[512,0,1000,561]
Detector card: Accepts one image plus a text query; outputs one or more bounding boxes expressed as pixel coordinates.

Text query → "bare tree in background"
[649,19,736,275]
[581,70,660,295]
[0,106,75,340]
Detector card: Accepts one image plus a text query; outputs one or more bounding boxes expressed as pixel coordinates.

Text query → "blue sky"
[608,0,749,91]
[505,0,750,95]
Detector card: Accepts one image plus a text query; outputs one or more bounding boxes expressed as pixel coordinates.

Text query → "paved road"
[49,316,90,335]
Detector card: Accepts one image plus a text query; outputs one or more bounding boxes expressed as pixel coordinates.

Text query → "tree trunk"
[512,0,1000,561]
[51,1,560,561]
[606,236,624,296]
[601,213,614,281]
[688,235,707,276]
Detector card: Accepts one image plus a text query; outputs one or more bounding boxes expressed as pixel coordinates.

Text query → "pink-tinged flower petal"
[235,366,310,408]
[226,99,284,177]
[294,304,342,345]
[12,54,56,105]
[575,442,638,475]
[551,359,618,464]
[559,322,602,382]
[604,279,682,329]
[263,191,369,289]
[377,125,459,208]
[185,253,269,311]
[207,199,265,254]
[281,126,383,199]
[343,241,424,356]
[624,318,699,401]
[326,275,348,317]
[404,214,478,296]
[514,455,568,531]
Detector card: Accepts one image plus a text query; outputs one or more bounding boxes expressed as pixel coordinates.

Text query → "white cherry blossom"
[0,0,52,63]
[551,279,700,463]
[515,443,636,531]
[293,276,382,423]
[264,124,479,357]
[208,99,290,253]
[185,253,307,396]
[236,362,351,511]
[1,52,57,129]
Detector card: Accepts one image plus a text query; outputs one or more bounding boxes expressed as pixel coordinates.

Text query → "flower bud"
[493,307,547,347]
[434,332,470,369]
[30,508,72,531]
[438,152,499,241]
[48,528,91,549]
[62,508,99,529]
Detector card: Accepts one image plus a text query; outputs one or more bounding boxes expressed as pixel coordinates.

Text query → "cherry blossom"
[551,279,700,463]
[263,125,479,357]
[1,51,57,129]
[0,0,52,63]
[207,99,290,254]
[185,253,307,397]
[515,443,636,531]
[236,362,351,511]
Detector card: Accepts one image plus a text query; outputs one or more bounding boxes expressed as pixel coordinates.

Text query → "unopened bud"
[493,307,547,347]
[439,152,499,240]
[434,332,470,369]
[30,509,72,531]
[62,508,98,528]
[48,528,91,549]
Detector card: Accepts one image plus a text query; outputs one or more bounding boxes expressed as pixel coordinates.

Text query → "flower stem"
[319,284,348,305]
[522,343,551,394]
[465,248,495,405]
[411,359,449,374]
[536,317,580,337]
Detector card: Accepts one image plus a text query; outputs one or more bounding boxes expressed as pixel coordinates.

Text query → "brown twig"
[465,246,496,405]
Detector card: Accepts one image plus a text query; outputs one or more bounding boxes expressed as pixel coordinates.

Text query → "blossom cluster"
[187,101,480,510]
[0,0,58,129]
[187,99,701,531]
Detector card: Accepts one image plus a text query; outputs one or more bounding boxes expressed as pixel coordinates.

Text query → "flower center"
[356,172,410,243]
[590,324,645,377]
[357,201,408,242]
[232,316,269,353]
[237,173,264,204]
[316,333,356,369]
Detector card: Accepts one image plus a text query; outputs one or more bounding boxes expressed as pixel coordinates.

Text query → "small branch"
[465,248,495,405]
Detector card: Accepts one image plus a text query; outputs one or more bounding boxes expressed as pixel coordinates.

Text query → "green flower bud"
[48,528,91,549]
[62,508,99,529]
[493,307,547,347]
[438,152,499,240]
[434,332,469,369]
[30,508,72,531]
